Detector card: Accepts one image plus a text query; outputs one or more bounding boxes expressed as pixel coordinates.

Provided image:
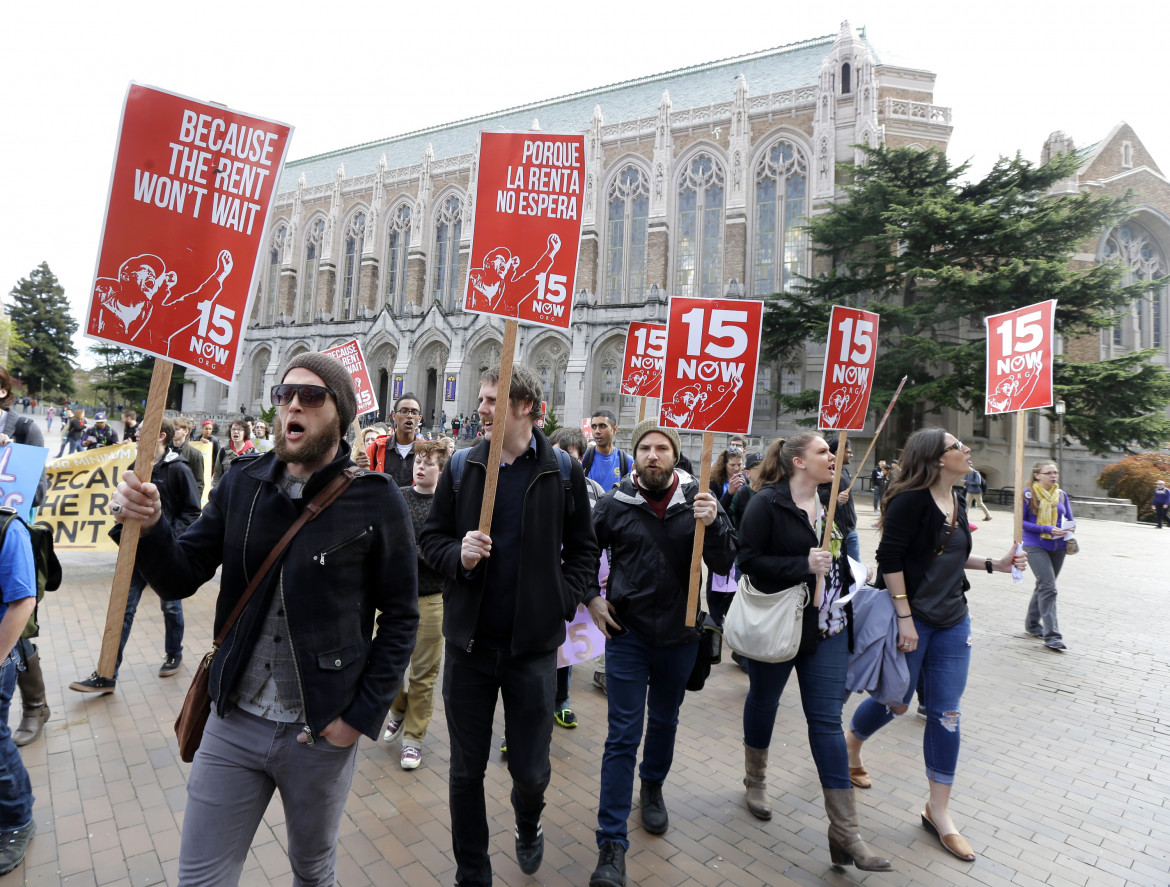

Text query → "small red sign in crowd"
[620,322,667,398]
[85,84,292,383]
[658,297,763,435]
[323,339,378,418]
[463,133,586,331]
[985,300,1056,413]
[817,305,880,431]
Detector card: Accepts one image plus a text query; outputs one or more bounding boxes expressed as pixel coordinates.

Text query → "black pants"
[1156,504,1169,528]
[443,643,556,887]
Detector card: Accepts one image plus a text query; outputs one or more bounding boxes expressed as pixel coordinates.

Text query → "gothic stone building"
[192,24,951,443]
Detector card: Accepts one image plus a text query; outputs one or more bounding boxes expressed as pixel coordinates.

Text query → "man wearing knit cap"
[585,419,736,887]
[109,351,419,887]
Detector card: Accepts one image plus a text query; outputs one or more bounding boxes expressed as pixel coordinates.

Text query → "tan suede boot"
[743,743,771,821]
[823,787,892,871]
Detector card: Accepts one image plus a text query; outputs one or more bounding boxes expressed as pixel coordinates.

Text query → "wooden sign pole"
[1013,410,1027,545]
[814,431,850,608]
[637,397,647,424]
[845,375,908,494]
[97,359,173,678]
[477,319,519,535]
[684,432,714,627]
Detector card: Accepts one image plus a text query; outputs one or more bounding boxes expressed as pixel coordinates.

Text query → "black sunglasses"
[270,384,334,408]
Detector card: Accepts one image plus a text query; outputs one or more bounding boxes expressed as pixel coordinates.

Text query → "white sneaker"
[383,716,403,743]
[400,746,421,770]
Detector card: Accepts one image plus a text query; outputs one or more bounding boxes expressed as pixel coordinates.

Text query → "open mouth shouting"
[284,419,307,443]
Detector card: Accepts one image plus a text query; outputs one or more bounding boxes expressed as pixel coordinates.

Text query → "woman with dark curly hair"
[845,428,1026,863]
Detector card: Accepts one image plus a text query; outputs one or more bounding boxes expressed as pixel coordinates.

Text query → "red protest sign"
[322,338,378,417]
[817,305,880,431]
[659,297,762,434]
[85,84,292,383]
[463,132,584,330]
[620,322,666,398]
[985,300,1056,414]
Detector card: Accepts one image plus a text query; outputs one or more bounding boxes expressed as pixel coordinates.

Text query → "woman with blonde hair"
[736,433,891,871]
[1022,460,1075,651]
[845,428,1027,863]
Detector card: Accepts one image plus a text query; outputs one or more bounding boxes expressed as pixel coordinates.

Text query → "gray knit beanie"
[282,351,358,433]
[629,418,681,461]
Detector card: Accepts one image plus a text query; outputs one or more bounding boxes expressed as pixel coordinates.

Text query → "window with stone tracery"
[299,219,325,324]
[1104,222,1166,350]
[675,154,725,298]
[605,166,649,303]
[433,195,463,310]
[384,203,412,314]
[533,341,568,410]
[753,140,809,296]
[594,339,623,408]
[264,225,285,325]
[340,212,366,321]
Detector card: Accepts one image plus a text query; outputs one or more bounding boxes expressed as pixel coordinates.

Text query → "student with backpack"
[583,410,631,490]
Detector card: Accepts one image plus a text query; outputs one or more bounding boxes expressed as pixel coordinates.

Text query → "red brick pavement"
[8,512,1169,886]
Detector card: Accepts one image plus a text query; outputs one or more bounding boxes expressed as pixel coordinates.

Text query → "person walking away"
[964,468,991,520]
[420,364,599,886]
[70,417,201,692]
[871,460,887,512]
[383,440,450,770]
[736,433,891,872]
[846,429,1026,864]
[1022,461,1074,651]
[586,420,735,887]
[107,351,419,886]
[1153,479,1170,529]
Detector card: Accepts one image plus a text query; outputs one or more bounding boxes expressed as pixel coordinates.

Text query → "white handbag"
[722,573,808,663]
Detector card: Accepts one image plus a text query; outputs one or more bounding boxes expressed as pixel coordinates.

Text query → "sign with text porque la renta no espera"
[85,84,292,383]
[620,322,667,398]
[659,297,763,434]
[985,300,1056,414]
[322,338,378,417]
[463,132,585,330]
[817,305,880,431]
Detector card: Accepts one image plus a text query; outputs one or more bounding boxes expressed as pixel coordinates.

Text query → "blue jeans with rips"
[0,653,34,831]
[596,629,698,849]
[849,614,972,786]
[742,628,851,789]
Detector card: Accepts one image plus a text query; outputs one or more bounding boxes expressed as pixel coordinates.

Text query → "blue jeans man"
[116,569,184,677]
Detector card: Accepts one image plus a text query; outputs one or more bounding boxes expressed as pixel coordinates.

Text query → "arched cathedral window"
[340,212,366,321]
[384,203,412,314]
[264,225,285,325]
[299,219,325,324]
[753,140,809,296]
[605,166,649,303]
[675,154,725,298]
[433,195,463,310]
[1104,222,1166,350]
[841,62,852,94]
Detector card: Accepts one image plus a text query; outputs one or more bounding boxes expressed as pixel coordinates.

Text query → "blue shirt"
[0,518,37,626]
[586,448,629,490]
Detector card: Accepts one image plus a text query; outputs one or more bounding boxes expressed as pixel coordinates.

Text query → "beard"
[275,419,338,467]
[635,459,676,492]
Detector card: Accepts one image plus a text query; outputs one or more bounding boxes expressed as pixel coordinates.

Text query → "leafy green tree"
[763,145,1170,454]
[7,263,78,396]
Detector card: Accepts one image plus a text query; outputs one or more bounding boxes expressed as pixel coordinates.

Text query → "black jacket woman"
[736,433,891,872]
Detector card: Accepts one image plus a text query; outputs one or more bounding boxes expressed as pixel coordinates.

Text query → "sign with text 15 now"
[659,297,763,435]
[985,300,1056,414]
[621,322,666,398]
[85,83,292,383]
[818,305,880,431]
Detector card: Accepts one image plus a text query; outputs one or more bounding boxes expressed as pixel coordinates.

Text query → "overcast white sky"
[4,0,1167,369]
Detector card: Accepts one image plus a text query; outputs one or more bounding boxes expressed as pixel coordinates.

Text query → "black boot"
[589,841,626,887]
[14,649,49,747]
[640,780,668,834]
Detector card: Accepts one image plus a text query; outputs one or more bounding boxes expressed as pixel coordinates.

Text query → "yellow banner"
[40,444,138,551]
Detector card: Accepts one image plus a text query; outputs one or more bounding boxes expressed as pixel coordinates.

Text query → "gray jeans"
[1024,546,1065,644]
[178,707,359,886]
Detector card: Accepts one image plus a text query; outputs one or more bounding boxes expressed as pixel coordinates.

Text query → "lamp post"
[1054,400,1066,481]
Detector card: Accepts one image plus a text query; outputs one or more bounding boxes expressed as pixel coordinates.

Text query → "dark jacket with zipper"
[737,479,855,653]
[118,441,419,743]
[419,428,599,655]
[587,470,736,647]
[874,487,971,601]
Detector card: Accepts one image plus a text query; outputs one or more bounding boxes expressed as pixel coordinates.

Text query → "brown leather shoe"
[848,765,871,789]
[921,802,975,861]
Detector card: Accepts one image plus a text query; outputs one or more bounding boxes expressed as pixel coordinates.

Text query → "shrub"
[1097,452,1170,521]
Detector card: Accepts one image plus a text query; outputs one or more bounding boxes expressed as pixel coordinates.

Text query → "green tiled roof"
[280,33,872,192]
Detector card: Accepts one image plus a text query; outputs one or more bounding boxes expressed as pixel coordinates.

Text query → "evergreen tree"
[763,145,1170,454]
[88,344,188,410]
[7,262,78,396]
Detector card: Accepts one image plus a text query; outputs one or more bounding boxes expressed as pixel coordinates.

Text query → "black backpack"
[0,507,63,638]
[581,448,630,489]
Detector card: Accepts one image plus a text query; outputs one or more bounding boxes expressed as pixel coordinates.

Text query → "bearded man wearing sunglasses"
[109,351,419,887]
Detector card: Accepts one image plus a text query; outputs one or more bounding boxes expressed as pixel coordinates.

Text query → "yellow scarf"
[1030,482,1061,539]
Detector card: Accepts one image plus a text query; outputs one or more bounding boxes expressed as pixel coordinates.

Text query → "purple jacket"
[1022,488,1074,551]
[1154,487,1170,507]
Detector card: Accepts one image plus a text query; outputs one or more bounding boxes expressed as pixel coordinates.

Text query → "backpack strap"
[449,447,471,493]
[581,447,594,475]
[619,449,630,478]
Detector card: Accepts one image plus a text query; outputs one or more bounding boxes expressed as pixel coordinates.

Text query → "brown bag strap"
[212,466,362,648]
